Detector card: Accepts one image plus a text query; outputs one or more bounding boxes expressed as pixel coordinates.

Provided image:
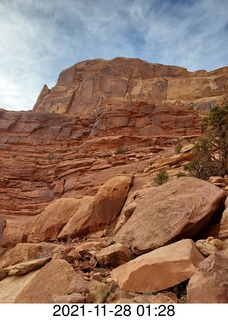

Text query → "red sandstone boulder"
[114,177,226,255]
[25,198,79,242]
[0,243,58,269]
[187,252,228,303]
[58,175,133,239]
[0,270,39,303]
[15,259,77,303]
[111,239,204,293]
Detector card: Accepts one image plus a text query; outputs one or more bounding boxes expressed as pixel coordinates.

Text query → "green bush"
[145,141,154,147]
[47,152,55,161]
[115,145,127,155]
[175,143,183,154]
[185,105,228,180]
[176,171,187,178]
[153,169,169,186]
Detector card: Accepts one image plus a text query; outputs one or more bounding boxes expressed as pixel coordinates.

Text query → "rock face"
[58,175,133,239]
[0,270,39,303]
[196,237,224,256]
[114,177,226,255]
[15,259,76,303]
[25,198,79,242]
[0,243,58,269]
[187,252,228,303]
[33,58,228,115]
[218,208,228,239]
[111,239,204,293]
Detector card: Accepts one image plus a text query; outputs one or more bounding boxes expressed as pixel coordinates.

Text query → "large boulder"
[25,198,79,242]
[0,243,58,269]
[187,252,228,303]
[111,239,204,293]
[58,175,133,239]
[114,177,226,255]
[0,270,39,303]
[15,259,77,303]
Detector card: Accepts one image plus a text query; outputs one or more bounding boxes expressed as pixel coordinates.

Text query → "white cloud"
[0,0,227,111]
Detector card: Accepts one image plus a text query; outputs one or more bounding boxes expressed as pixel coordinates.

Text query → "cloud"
[0,0,227,111]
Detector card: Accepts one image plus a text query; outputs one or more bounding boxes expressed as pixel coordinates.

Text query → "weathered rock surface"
[67,273,90,294]
[218,208,228,240]
[58,175,133,239]
[196,237,223,256]
[2,256,51,276]
[96,243,133,267]
[85,280,111,303]
[111,239,204,293]
[114,177,226,255]
[0,270,39,303]
[108,291,178,304]
[25,198,79,242]
[52,293,84,303]
[33,58,228,115]
[15,259,77,303]
[187,252,228,303]
[0,243,58,269]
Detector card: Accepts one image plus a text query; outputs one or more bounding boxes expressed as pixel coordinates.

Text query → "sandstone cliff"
[34,57,228,115]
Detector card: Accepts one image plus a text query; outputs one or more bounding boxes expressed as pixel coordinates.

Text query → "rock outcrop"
[33,58,228,115]
[57,174,133,240]
[114,177,226,255]
[15,259,77,303]
[111,239,204,293]
[187,252,228,303]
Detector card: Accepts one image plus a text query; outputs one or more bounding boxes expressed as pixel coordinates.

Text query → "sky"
[0,0,228,111]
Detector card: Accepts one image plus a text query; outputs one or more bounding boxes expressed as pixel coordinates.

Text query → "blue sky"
[0,0,228,111]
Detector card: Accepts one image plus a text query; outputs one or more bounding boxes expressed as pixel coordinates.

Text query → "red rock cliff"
[33,57,228,115]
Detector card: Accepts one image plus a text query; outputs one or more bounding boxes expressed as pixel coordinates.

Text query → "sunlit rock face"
[33,57,228,115]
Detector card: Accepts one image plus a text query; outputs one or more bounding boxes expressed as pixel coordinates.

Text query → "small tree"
[185,105,228,180]
[153,169,169,186]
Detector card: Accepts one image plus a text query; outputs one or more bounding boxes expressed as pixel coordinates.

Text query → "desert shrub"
[115,145,127,155]
[145,141,154,147]
[175,143,183,154]
[176,171,187,178]
[47,152,55,161]
[93,286,111,303]
[153,169,169,186]
[184,105,228,180]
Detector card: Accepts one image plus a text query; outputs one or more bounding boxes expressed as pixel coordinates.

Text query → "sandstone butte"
[0,57,228,304]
